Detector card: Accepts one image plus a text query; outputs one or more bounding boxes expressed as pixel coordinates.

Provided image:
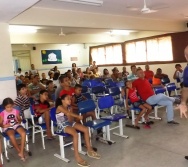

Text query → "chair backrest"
[148,79,153,84]
[0,105,4,113]
[82,80,91,88]
[161,77,170,85]
[91,86,105,94]
[153,86,166,94]
[78,99,96,114]
[90,80,104,87]
[166,83,177,91]
[109,87,121,96]
[105,78,116,87]
[82,93,92,99]
[81,86,88,93]
[30,105,35,115]
[98,95,114,110]
[50,107,57,123]
[116,81,125,88]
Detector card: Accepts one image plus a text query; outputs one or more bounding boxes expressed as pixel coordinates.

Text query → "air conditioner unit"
[55,0,103,6]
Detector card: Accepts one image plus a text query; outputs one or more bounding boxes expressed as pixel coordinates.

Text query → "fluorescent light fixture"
[55,0,103,6]
[9,25,38,34]
[107,30,130,36]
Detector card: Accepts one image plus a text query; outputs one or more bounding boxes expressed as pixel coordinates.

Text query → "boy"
[71,84,96,122]
[59,75,75,97]
[14,84,31,119]
[33,90,54,139]
[46,80,55,102]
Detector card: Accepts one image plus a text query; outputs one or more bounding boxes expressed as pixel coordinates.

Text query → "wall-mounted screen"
[41,50,62,64]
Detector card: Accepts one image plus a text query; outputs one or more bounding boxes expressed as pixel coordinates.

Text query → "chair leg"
[32,127,35,143]
[4,139,9,161]
[131,109,135,125]
[78,133,86,155]
[25,134,29,152]
[113,119,129,138]
[40,128,45,149]
[54,136,70,163]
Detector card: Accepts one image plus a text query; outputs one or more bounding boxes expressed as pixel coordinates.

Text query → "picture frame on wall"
[41,50,62,64]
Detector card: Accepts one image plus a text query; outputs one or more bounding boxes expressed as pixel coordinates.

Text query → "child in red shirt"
[122,81,153,129]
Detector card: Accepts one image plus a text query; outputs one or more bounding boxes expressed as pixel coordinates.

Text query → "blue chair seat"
[84,119,111,130]
[130,107,141,111]
[101,114,126,121]
[54,131,70,137]
[2,130,30,140]
[36,123,47,129]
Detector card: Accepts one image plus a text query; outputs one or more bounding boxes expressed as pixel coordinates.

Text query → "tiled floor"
[3,108,188,167]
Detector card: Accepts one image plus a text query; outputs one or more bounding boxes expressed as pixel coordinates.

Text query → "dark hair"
[75,84,82,89]
[55,94,69,108]
[46,80,53,86]
[34,74,39,78]
[72,63,76,67]
[59,74,68,83]
[25,72,28,74]
[175,64,181,68]
[103,68,108,75]
[39,89,48,95]
[53,72,60,80]
[131,65,136,69]
[18,68,21,71]
[136,68,142,72]
[17,83,26,91]
[157,68,162,71]
[20,75,24,78]
[2,98,14,107]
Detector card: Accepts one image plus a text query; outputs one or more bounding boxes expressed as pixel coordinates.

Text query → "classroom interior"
[1,0,188,167]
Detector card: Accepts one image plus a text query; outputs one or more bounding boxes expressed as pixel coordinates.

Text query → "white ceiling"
[35,0,188,21]
[0,0,40,22]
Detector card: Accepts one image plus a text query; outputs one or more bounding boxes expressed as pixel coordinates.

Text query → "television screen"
[41,50,62,64]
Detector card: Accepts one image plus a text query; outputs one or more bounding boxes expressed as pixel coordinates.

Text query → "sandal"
[87,151,101,159]
[77,160,90,167]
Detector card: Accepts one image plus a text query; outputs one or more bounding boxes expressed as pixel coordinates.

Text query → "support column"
[0,23,16,104]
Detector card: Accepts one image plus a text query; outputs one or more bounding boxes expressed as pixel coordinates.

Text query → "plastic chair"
[98,95,128,142]
[108,87,125,112]
[81,86,88,93]
[105,78,116,88]
[82,93,92,100]
[165,83,180,97]
[30,105,46,149]
[0,108,32,162]
[78,99,113,145]
[90,80,104,88]
[82,80,91,88]
[91,86,107,100]
[50,107,85,163]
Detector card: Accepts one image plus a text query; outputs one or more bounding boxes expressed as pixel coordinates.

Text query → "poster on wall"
[41,50,62,64]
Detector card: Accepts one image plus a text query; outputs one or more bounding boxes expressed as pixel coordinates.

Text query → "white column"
[0,23,16,103]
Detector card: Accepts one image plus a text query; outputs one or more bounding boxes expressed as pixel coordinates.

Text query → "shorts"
[4,124,23,133]
[56,121,76,133]
[133,100,145,108]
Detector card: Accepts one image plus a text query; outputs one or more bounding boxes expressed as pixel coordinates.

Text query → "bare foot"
[75,155,86,164]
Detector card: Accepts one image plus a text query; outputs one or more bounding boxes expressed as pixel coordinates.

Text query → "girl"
[0,98,26,161]
[122,81,153,129]
[56,94,100,167]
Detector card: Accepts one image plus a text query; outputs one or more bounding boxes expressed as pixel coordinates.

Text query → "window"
[125,36,173,63]
[90,44,122,65]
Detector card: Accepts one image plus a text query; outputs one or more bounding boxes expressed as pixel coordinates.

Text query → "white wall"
[12,44,91,76]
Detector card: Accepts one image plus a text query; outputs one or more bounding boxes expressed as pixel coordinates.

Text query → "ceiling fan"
[59,28,66,36]
[141,0,157,14]
[127,0,166,14]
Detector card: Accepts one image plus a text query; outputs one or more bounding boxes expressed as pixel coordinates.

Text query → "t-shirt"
[59,87,75,97]
[0,109,19,126]
[127,88,140,103]
[14,94,30,114]
[176,71,184,83]
[73,94,84,104]
[152,77,161,85]
[33,100,50,117]
[30,69,38,75]
[183,65,188,87]
[144,70,154,80]
[127,73,138,81]
[133,78,154,101]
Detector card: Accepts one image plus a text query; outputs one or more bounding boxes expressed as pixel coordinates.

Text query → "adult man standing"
[133,69,179,124]
[144,64,154,80]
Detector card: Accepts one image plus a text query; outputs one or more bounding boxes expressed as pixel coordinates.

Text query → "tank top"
[56,106,71,123]
[127,88,140,103]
